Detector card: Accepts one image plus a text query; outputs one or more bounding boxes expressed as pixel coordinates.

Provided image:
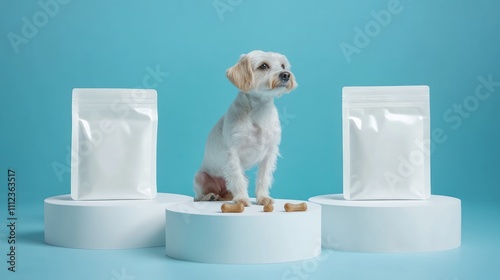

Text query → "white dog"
[193,50,298,206]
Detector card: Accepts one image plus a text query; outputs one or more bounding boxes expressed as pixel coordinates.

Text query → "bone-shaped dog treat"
[263,204,274,212]
[284,202,307,212]
[221,203,245,213]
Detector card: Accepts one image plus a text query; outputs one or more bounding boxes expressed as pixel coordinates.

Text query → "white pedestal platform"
[165,199,321,264]
[309,194,461,253]
[44,193,192,249]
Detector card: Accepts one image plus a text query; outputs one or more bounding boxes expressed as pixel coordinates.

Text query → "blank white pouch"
[71,88,158,200]
[342,86,430,200]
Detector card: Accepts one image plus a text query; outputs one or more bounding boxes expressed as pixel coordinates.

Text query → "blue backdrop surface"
[1,0,499,279]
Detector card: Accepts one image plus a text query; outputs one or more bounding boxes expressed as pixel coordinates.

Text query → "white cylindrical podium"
[309,194,461,253]
[45,193,192,249]
[165,199,321,264]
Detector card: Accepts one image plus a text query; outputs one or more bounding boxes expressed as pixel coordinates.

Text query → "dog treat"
[263,204,274,212]
[221,203,245,213]
[284,202,307,212]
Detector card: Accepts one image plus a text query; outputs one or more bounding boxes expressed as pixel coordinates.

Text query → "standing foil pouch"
[71,88,158,200]
[342,86,430,200]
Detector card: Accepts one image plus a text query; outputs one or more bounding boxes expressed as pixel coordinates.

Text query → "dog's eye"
[258,63,269,70]
[281,64,285,69]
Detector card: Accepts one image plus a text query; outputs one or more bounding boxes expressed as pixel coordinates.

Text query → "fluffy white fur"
[193,50,298,206]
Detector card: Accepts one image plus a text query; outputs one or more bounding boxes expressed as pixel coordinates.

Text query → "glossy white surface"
[44,193,191,249]
[309,194,461,252]
[165,199,321,264]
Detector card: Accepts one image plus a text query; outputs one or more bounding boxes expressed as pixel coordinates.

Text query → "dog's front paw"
[233,197,252,207]
[257,196,274,206]
[198,193,220,201]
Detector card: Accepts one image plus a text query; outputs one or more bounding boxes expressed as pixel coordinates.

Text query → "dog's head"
[226,50,298,97]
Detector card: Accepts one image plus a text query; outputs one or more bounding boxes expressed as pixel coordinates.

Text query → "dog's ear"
[226,55,254,92]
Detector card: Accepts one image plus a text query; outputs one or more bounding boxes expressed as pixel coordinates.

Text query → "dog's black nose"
[279,71,290,82]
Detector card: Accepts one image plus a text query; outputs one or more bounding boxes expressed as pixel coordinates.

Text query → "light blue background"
[1,0,499,279]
